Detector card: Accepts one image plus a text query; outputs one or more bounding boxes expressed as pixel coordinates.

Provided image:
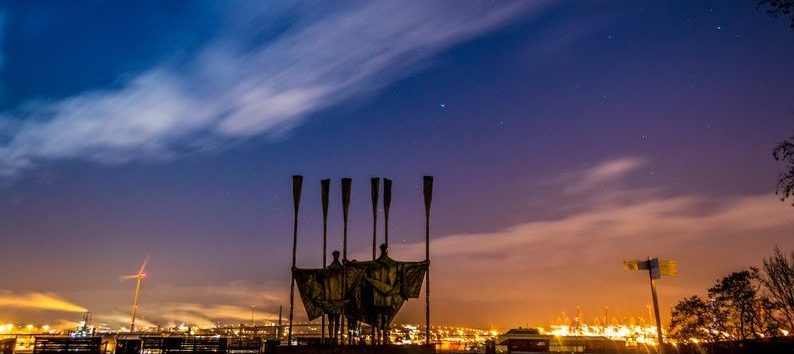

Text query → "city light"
[547,323,661,346]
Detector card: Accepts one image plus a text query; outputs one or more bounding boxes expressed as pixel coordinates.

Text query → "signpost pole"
[647,259,664,354]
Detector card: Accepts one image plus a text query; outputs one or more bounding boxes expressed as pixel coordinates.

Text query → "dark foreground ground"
[273,344,435,354]
[4,336,794,354]
[669,338,794,354]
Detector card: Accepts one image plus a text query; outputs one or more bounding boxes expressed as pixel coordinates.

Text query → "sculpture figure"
[347,244,427,344]
[289,175,433,346]
[293,251,363,344]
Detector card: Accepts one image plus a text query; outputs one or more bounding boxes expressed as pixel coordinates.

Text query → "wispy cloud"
[95,304,270,329]
[139,303,277,328]
[558,157,647,194]
[96,312,157,330]
[91,281,286,329]
[0,2,544,177]
[0,291,87,312]
[388,158,794,327]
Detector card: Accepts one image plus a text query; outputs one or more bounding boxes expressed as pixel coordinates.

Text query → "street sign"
[659,259,678,277]
[648,258,660,280]
[624,258,678,278]
[623,259,648,271]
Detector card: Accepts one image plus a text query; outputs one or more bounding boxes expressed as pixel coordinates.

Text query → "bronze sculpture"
[288,176,433,346]
[293,251,364,344]
[347,244,427,344]
[294,245,426,345]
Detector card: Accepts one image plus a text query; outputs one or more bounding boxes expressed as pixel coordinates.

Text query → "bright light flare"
[548,323,661,346]
[0,292,87,312]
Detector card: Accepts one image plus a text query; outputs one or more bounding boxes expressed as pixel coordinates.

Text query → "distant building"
[497,328,629,354]
[497,328,549,353]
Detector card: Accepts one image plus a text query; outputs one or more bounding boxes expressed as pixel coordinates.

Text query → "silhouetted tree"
[669,295,726,344]
[708,269,767,340]
[758,296,786,336]
[671,251,793,346]
[758,0,794,29]
[760,247,794,331]
[773,136,794,206]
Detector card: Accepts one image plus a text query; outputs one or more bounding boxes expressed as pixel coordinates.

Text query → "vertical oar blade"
[423,176,433,215]
[320,178,330,345]
[292,175,303,212]
[341,178,352,221]
[383,178,392,246]
[321,179,330,266]
[371,178,380,212]
[321,179,330,220]
[371,177,380,260]
[341,178,352,260]
[422,175,433,345]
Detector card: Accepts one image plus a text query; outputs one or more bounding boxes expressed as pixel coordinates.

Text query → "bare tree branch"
[773,136,794,206]
[760,246,794,331]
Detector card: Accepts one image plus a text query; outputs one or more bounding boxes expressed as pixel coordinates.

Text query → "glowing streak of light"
[0,292,87,312]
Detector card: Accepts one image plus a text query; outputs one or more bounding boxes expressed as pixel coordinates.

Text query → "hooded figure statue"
[346,244,427,344]
[293,250,364,344]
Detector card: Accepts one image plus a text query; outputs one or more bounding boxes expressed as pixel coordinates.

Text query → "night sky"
[1,1,793,330]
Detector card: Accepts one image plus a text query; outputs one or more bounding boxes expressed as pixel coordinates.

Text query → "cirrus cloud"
[0,2,547,177]
[388,158,794,328]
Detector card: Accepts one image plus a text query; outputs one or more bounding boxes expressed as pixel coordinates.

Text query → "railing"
[0,338,16,354]
[32,337,102,354]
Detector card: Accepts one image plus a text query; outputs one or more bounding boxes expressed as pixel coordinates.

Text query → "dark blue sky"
[0,1,793,329]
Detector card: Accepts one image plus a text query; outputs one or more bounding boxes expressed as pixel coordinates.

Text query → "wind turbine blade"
[138,255,150,276]
[119,275,138,281]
